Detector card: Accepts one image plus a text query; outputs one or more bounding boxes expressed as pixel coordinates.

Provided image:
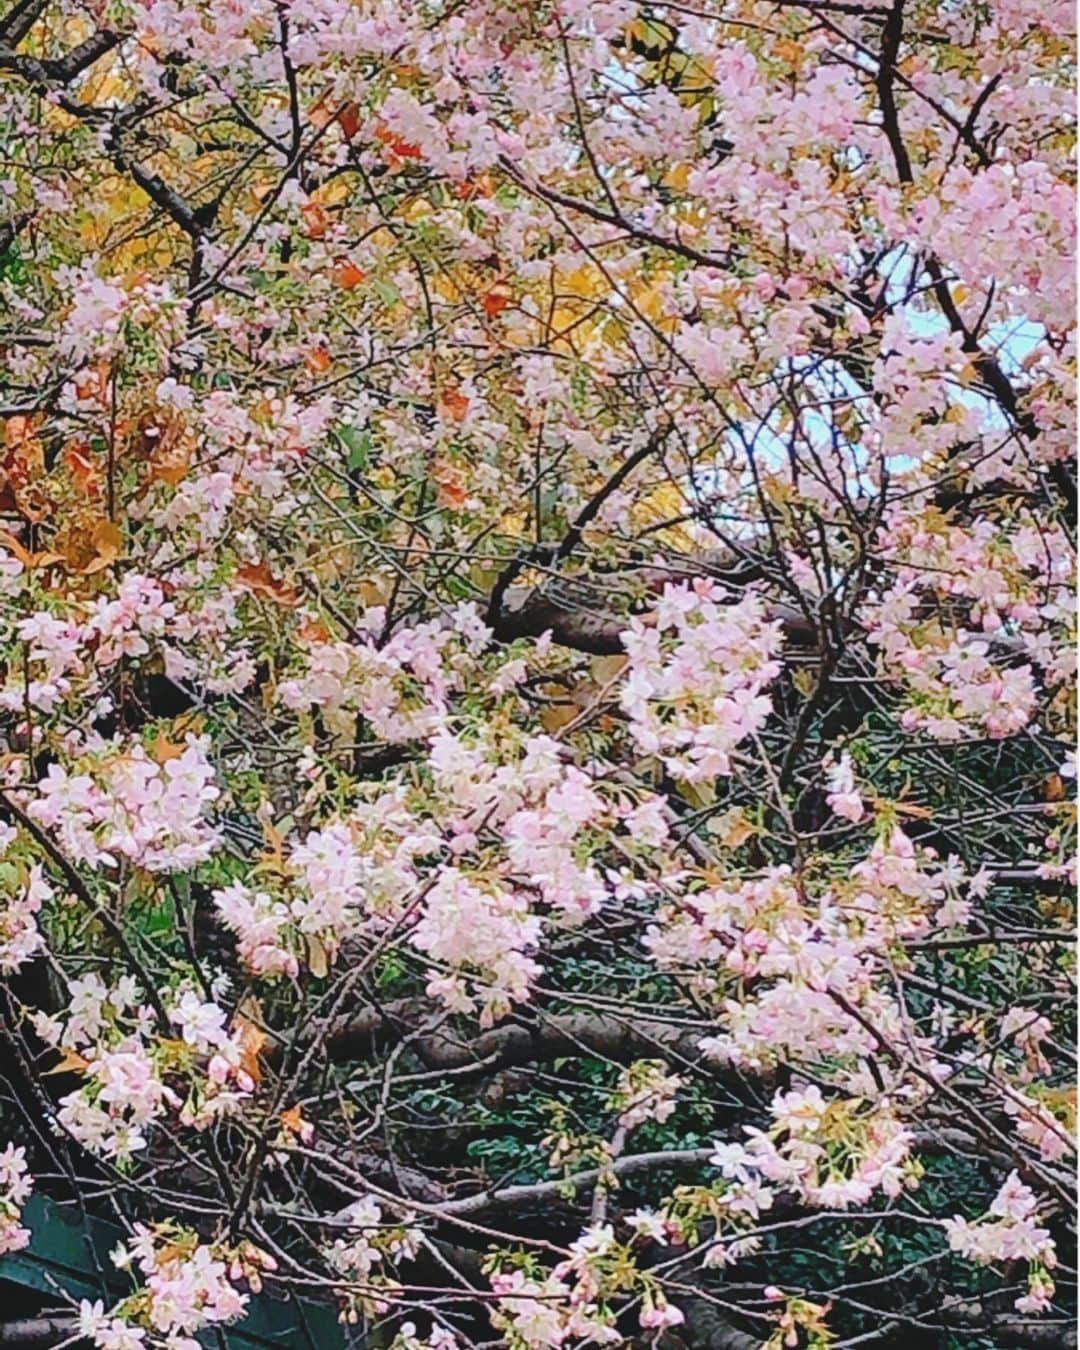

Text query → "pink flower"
[639,1297,684,1330]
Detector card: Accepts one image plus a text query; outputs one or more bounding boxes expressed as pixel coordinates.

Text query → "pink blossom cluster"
[215,794,438,981]
[1005,1090,1073,1163]
[40,976,255,1159]
[648,832,966,1088]
[0,0,1071,1338]
[714,1087,918,1211]
[490,1267,602,1349]
[866,509,1074,740]
[27,737,221,872]
[490,1219,685,1347]
[413,867,542,1024]
[79,1225,262,1350]
[6,575,257,722]
[0,1143,32,1256]
[945,1172,1058,1313]
[212,882,300,980]
[57,260,182,368]
[0,823,49,973]
[621,582,782,782]
[825,753,865,823]
[612,1059,683,1131]
[389,1325,459,1350]
[1001,1006,1054,1079]
[210,724,625,1017]
[278,604,491,743]
[325,1195,422,1322]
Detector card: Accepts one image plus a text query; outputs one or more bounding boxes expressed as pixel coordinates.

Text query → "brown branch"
[441,1147,715,1217]
[498,154,734,273]
[0,1319,79,1348]
[325,1001,712,1074]
[0,0,47,46]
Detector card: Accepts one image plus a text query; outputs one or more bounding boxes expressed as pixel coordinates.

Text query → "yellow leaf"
[150,729,187,764]
[82,519,124,574]
[540,701,578,733]
[560,265,604,300]
[0,529,64,571]
[792,667,816,697]
[677,779,715,810]
[45,1049,90,1076]
[590,655,628,684]
[305,933,329,979]
[711,807,758,849]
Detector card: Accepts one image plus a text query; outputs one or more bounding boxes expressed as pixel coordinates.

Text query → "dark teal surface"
[0,1194,350,1348]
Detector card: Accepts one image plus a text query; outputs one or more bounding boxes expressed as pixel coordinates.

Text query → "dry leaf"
[150,728,187,764]
[482,281,512,317]
[236,560,301,607]
[64,440,101,495]
[45,1048,90,1075]
[712,807,758,849]
[305,933,329,979]
[82,519,123,574]
[233,1010,268,1086]
[280,1104,314,1141]
[374,123,422,161]
[1044,773,1067,802]
[0,528,64,571]
[337,102,361,139]
[333,260,366,290]
[438,388,469,422]
[302,201,330,238]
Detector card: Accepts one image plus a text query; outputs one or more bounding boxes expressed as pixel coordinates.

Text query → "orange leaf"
[434,461,469,510]
[150,729,187,764]
[482,281,512,317]
[4,415,37,451]
[45,1048,90,1076]
[439,388,469,422]
[236,560,301,607]
[456,174,495,201]
[81,519,123,575]
[280,1104,314,1141]
[73,362,111,404]
[1045,773,1067,802]
[893,800,933,819]
[337,102,361,140]
[301,201,330,239]
[375,123,422,160]
[298,616,333,643]
[3,413,44,488]
[233,1011,268,1086]
[307,93,333,129]
[305,346,331,374]
[0,528,63,571]
[64,441,101,495]
[332,260,366,290]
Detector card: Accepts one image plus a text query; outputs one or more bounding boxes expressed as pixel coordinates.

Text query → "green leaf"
[336,424,372,472]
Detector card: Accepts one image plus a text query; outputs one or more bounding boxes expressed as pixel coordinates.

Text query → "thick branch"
[0,1319,79,1348]
[326,1002,712,1074]
[442,1148,715,1217]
